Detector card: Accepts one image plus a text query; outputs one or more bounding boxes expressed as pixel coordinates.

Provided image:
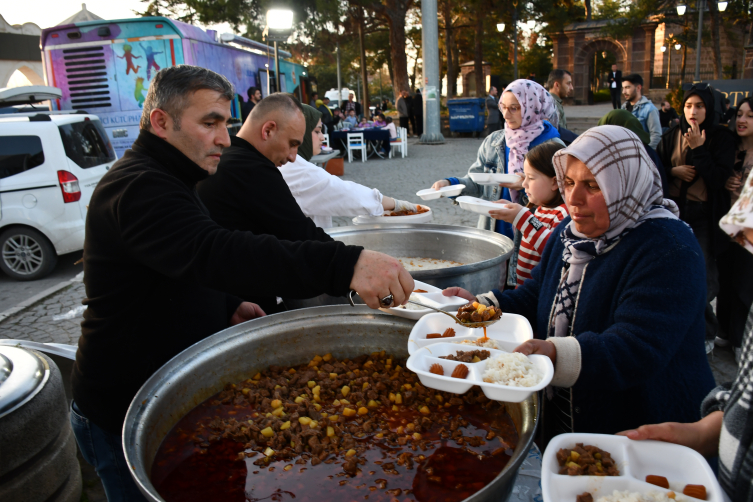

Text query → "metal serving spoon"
[347,290,501,329]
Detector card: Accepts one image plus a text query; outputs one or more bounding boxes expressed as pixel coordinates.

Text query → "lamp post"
[265,9,294,93]
[496,12,518,80]
[677,0,727,81]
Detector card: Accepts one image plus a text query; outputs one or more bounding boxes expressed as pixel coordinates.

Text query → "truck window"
[58,120,116,168]
[0,136,45,180]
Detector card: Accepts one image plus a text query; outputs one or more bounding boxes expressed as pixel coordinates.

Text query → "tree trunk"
[708,2,723,79]
[584,0,592,21]
[357,9,371,118]
[410,57,418,90]
[474,12,484,97]
[443,0,456,98]
[680,43,687,82]
[367,0,413,101]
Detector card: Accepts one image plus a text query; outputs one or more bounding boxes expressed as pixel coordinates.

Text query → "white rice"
[396,257,464,271]
[454,338,501,349]
[482,352,542,387]
[595,490,687,502]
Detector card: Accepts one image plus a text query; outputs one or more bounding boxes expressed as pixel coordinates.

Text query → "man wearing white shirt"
[608,64,622,109]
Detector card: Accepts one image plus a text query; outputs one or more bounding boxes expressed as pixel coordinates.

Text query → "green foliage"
[593,88,611,102]
[597,0,670,40]
[666,84,683,111]
[519,43,554,84]
[593,0,626,20]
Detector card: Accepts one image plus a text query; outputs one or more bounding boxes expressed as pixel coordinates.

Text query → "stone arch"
[0,62,45,88]
[573,38,627,104]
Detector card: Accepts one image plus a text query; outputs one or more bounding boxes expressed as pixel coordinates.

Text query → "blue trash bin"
[447,98,486,136]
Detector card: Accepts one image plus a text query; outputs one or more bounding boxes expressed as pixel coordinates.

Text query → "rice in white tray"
[395,294,427,311]
[454,338,500,349]
[482,352,542,387]
[595,490,687,502]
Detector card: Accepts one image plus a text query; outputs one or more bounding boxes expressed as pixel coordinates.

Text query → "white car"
[0,99,115,280]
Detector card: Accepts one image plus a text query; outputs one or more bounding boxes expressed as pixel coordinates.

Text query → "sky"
[2,1,232,32]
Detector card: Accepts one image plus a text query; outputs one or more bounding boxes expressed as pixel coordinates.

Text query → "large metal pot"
[123,306,539,502]
[286,224,514,309]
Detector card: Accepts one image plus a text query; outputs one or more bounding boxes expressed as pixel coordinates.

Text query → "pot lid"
[0,346,50,418]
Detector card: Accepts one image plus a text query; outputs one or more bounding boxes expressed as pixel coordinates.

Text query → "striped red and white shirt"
[513,204,569,286]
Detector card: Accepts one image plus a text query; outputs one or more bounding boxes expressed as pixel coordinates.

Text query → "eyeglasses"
[499,105,521,114]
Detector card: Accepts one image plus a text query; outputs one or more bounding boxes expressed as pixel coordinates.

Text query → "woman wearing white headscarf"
[622,168,753,502]
[443,126,715,437]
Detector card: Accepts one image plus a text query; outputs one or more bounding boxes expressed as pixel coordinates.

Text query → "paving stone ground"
[0,132,739,502]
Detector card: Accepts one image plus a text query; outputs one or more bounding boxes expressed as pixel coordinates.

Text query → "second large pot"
[286,224,514,309]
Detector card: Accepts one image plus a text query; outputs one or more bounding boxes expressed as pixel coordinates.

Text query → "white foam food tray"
[541,433,725,502]
[352,205,433,225]
[408,312,533,355]
[416,184,466,200]
[456,196,506,216]
[406,341,553,402]
[379,281,468,320]
[469,172,522,185]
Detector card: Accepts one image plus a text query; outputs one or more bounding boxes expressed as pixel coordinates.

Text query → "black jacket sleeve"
[114,170,360,300]
[691,128,736,191]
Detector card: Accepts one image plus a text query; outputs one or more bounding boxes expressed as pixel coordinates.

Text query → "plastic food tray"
[379,281,467,321]
[469,172,522,185]
[456,196,505,216]
[352,205,433,225]
[416,184,466,200]
[541,433,726,502]
[406,341,553,402]
[408,312,533,355]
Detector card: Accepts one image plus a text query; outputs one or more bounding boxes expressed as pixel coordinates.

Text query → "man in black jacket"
[198,93,334,313]
[71,66,413,501]
[412,88,424,136]
[608,64,622,109]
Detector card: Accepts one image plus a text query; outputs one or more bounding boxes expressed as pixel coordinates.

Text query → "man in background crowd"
[608,64,622,109]
[546,69,573,130]
[396,90,411,135]
[721,98,736,125]
[309,92,319,108]
[341,92,362,119]
[622,73,661,148]
[318,97,335,131]
[485,86,501,136]
[412,89,424,137]
[241,86,261,123]
[659,100,680,133]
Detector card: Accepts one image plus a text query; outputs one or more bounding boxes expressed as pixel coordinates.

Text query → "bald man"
[198,93,412,313]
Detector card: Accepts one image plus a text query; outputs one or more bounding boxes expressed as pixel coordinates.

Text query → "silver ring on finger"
[380,294,394,308]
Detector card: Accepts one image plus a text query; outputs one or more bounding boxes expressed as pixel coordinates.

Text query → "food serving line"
[0,182,727,502]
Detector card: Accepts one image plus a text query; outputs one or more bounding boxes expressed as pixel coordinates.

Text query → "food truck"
[40,16,310,156]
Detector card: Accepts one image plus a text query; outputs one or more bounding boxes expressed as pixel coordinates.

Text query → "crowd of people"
[68,63,753,502]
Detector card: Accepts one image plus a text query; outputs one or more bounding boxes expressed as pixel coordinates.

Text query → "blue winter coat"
[489,216,716,434]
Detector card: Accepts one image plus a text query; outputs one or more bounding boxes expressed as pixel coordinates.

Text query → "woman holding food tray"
[431,79,564,287]
[443,126,715,440]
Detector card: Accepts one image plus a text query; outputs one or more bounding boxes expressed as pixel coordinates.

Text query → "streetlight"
[264,9,294,93]
[677,0,726,81]
[496,23,505,32]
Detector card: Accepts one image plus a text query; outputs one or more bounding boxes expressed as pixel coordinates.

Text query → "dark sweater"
[197,136,333,312]
[490,217,716,434]
[73,131,362,434]
[657,123,736,256]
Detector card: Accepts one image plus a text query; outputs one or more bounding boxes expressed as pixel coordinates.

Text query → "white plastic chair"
[389,127,408,159]
[322,133,330,148]
[347,133,367,163]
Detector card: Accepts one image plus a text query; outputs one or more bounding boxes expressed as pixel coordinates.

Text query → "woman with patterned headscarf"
[443,126,715,437]
[431,79,563,286]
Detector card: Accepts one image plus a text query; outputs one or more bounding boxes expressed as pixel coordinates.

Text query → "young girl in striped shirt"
[488,140,569,286]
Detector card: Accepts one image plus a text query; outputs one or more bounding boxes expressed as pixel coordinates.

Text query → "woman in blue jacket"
[444,126,715,438]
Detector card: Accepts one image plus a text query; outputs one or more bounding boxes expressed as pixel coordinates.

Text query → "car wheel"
[0,228,58,281]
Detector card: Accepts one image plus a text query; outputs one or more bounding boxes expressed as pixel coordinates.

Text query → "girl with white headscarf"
[443,126,715,438]
[622,167,753,502]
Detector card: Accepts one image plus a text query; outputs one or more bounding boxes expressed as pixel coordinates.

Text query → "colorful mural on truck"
[40,17,307,157]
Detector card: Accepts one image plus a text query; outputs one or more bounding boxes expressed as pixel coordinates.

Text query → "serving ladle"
[346,290,502,329]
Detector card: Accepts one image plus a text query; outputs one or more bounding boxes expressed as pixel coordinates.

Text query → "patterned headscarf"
[499,79,559,176]
[548,126,680,338]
